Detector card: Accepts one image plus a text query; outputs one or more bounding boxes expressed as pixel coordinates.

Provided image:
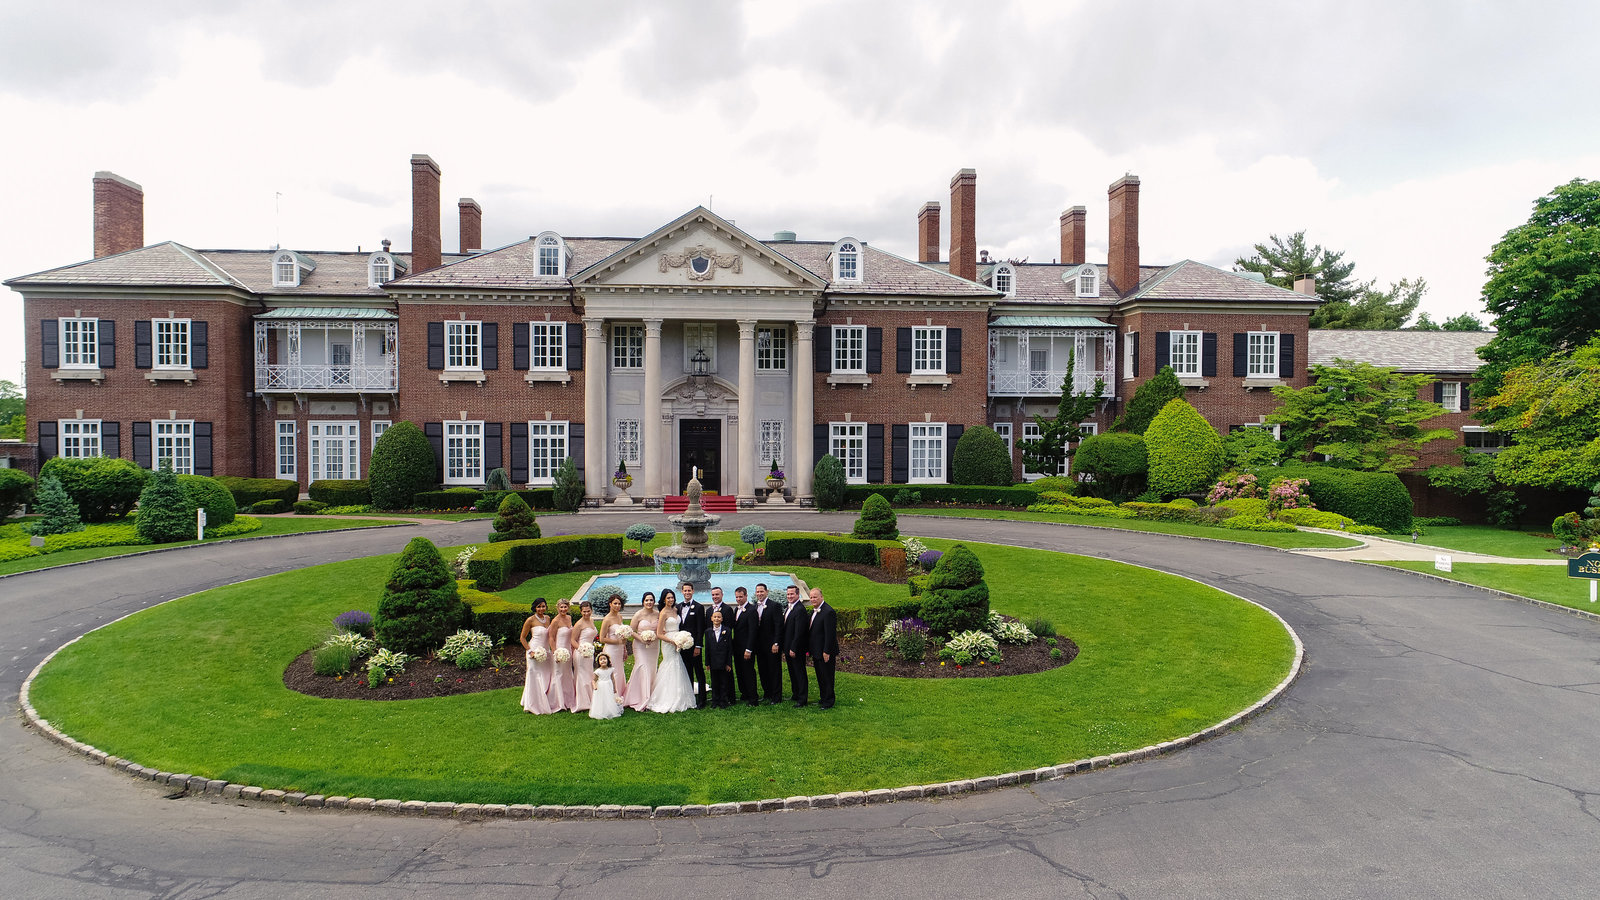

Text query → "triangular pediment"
[573,207,826,291]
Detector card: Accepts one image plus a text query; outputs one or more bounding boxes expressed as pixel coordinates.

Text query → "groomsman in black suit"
[781,584,811,707]
[705,586,734,642]
[807,587,838,710]
[677,582,708,709]
[704,607,734,708]
[753,582,784,704]
[731,586,760,705]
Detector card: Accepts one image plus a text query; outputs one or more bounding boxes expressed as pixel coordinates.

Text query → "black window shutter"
[194,422,213,476]
[38,421,57,462]
[1154,331,1170,371]
[566,323,583,371]
[947,327,962,374]
[896,327,912,373]
[510,422,529,483]
[814,325,832,374]
[568,423,585,485]
[866,327,882,374]
[1279,333,1295,378]
[133,422,152,469]
[890,424,909,484]
[42,319,59,369]
[484,422,503,473]
[192,321,208,369]
[102,421,120,458]
[1433,382,1444,403]
[1232,333,1248,377]
[867,424,885,483]
[945,424,964,483]
[1461,384,1471,410]
[1131,332,1140,377]
[427,323,445,370]
[813,423,828,465]
[512,323,530,370]
[481,322,499,370]
[134,320,153,368]
[424,422,444,482]
[99,321,116,369]
[1202,332,1218,377]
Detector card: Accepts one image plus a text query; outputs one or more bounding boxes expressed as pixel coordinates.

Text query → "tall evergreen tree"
[1113,365,1184,434]
[31,475,83,536]
[1018,351,1104,476]
[1235,231,1361,304]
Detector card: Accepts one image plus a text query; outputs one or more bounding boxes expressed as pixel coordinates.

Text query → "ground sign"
[1569,551,1600,603]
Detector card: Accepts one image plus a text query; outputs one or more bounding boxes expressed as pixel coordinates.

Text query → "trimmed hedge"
[1222,515,1298,533]
[461,583,529,646]
[1276,465,1414,534]
[465,534,626,591]
[1275,507,1358,529]
[251,499,290,514]
[763,531,900,567]
[216,477,299,508]
[179,474,237,527]
[842,485,1038,508]
[950,425,1014,486]
[309,479,371,506]
[370,421,437,511]
[294,499,328,514]
[414,488,484,510]
[1217,497,1271,518]
[39,457,148,522]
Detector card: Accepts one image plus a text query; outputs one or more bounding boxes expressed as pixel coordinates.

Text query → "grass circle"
[28,539,1295,806]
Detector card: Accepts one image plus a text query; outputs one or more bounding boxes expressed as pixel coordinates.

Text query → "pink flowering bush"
[1207,472,1261,504]
[1265,477,1312,514]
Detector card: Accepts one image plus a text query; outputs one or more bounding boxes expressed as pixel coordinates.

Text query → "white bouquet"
[670,631,695,651]
[554,647,572,663]
[577,641,596,659]
[529,646,549,662]
[614,625,635,641]
[639,629,658,643]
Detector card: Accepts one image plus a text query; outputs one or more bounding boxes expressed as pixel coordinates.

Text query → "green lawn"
[910,508,1362,550]
[0,516,394,578]
[29,539,1296,807]
[1409,525,1564,560]
[1378,561,1599,612]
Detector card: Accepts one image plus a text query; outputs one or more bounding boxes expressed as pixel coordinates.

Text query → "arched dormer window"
[536,232,567,277]
[274,251,299,287]
[368,251,395,287]
[1075,264,1099,298]
[833,238,862,282]
[994,262,1016,298]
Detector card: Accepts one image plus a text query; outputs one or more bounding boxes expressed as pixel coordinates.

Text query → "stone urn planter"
[612,472,634,505]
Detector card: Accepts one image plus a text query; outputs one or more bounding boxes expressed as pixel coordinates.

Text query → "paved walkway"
[3,513,1598,897]
[1295,529,1572,564]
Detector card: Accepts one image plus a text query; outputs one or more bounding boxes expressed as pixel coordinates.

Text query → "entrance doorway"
[678,419,722,494]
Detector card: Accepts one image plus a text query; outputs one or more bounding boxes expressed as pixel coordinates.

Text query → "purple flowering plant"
[334,610,373,634]
[917,550,943,570]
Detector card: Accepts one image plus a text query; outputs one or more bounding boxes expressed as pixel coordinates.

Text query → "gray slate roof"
[773,242,994,296]
[1308,330,1494,373]
[394,238,633,289]
[1127,260,1320,305]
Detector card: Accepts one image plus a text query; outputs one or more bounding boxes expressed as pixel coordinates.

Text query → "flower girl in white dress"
[588,653,624,720]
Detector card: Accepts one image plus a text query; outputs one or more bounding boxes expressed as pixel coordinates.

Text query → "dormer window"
[833,238,862,283]
[272,250,314,288]
[994,262,1016,298]
[1075,264,1099,298]
[536,232,567,277]
[368,252,395,287]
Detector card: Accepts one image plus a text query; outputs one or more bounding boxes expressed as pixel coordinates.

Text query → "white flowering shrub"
[322,631,376,657]
[902,537,932,569]
[439,629,495,666]
[453,545,479,579]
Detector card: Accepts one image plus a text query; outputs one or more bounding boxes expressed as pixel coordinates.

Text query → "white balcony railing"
[254,319,399,394]
[988,327,1116,398]
[989,369,1114,397]
[257,363,398,392]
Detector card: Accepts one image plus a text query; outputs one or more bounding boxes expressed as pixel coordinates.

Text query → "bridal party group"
[518,581,841,720]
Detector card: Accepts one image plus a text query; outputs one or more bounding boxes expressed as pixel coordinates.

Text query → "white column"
[737,319,758,504]
[792,319,815,502]
[642,318,663,502]
[583,317,607,502]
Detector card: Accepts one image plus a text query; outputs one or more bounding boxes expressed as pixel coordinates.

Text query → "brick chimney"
[917,201,941,263]
[1293,275,1316,295]
[949,169,977,281]
[1059,205,1086,266]
[93,171,144,258]
[410,154,442,273]
[1107,175,1140,293]
[458,198,482,255]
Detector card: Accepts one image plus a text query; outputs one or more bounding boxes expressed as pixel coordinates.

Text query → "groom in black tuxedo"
[677,582,708,709]
[753,582,784,704]
[731,586,760,705]
[781,584,811,707]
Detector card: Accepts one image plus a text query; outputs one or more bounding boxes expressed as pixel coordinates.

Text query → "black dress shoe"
[793,701,808,708]
[819,702,833,710]
[746,700,760,707]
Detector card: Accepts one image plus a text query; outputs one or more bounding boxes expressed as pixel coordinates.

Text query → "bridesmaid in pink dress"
[623,592,661,712]
[570,599,598,713]
[598,594,629,699]
[519,598,554,714]
[545,598,576,710]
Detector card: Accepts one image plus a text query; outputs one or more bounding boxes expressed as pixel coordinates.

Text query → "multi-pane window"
[994,264,1014,296]
[308,421,359,481]
[444,421,484,484]
[155,421,195,475]
[1462,426,1510,453]
[912,326,945,374]
[993,422,1013,459]
[1247,331,1279,378]
[1170,330,1201,377]
[537,235,563,276]
[371,420,391,449]
[155,318,191,369]
[369,255,392,285]
[616,419,641,466]
[446,321,482,370]
[611,324,644,369]
[829,423,867,484]
[760,420,784,463]
[1238,423,1281,439]
[274,254,297,286]
[1123,331,1136,379]
[1021,422,1068,478]
[1440,381,1461,412]
[60,420,102,458]
[684,322,717,372]
[276,421,297,478]
[835,241,860,281]
[833,325,866,373]
[909,424,946,483]
[757,326,788,371]
[530,322,566,369]
[529,421,568,484]
[61,317,98,368]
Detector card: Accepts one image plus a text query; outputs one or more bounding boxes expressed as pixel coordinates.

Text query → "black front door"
[678,419,721,494]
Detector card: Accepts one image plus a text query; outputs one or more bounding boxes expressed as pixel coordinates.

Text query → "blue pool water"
[570,571,805,610]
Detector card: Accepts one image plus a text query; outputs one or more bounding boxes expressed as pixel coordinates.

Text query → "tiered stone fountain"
[653,469,736,596]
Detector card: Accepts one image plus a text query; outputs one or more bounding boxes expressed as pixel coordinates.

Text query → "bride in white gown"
[648,592,696,713]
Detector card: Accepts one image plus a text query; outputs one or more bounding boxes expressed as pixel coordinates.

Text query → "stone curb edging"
[1345,560,1600,624]
[17,561,1304,821]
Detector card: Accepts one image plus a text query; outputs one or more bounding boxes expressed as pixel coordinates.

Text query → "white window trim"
[60,317,99,369]
[1169,330,1201,377]
[443,420,484,485]
[832,324,866,374]
[683,322,718,373]
[536,232,567,278]
[1247,331,1280,379]
[757,325,789,372]
[154,420,196,476]
[829,422,867,485]
[611,324,644,370]
[276,421,298,479]
[445,321,483,371]
[274,252,300,288]
[527,420,569,486]
[993,422,1013,460]
[308,420,361,482]
[368,252,395,287]
[1440,381,1461,413]
[1021,421,1069,480]
[908,422,947,485]
[994,263,1016,298]
[59,419,102,459]
[832,238,863,283]
[529,321,566,371]
[1123,331,1136,381]
[1241,423,1282,439]
[1461,425,1509,453]
[1075,264,1099,298]
[154,317,192,370]
[371,420,391,449]
[911,325,946,375]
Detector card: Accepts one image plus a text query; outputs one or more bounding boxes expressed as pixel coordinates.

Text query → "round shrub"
[251,498,289,514]
[1025,475,1077,494]
[1145,398,1225,499]
[921,543,989,636]
[40,456,148,522]
[739,524,766,548]
[489,491,540,542]
[216,477,298,508]
[374,537,471,656]
[853,492,899,539]
[813,454,846,510]
[30,474,83,536]
[626,522,658,550]
[951,425,1013,486]
[369,421,436,510]
[135,464,198,543]
[455,647,487,670]
[178,474,237,527]
[0,468,35,520]
[1072,432,1148,501]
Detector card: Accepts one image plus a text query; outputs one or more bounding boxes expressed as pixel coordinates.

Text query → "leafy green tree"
[1071,432,1147,502]
[812,454,845,510]
[852,492,899,539]
[1312,278,1427,330]
[1144,399,1225,498]
[1113,365,1183,434]
[488,491,540,542]
[920,543,989,636]
[135,462,198,543]
[1476,178,1600,420]
[1267,361,1454,472]
[30,475,82,536]
[0,379,22,441]
[950,425,1013,486]
[369,421,437,510]
[1221,426,1287,469]
[374,537,471,656]
[552,457,584,511]
[39,457,147,522]
[0,469,34,520]
[1019,351,1104,476]
[1235,231,1361,305]
[1476,335,1600,490]
[1415,311,1488,332]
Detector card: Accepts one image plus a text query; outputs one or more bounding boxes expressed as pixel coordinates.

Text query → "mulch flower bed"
[835,630,1078,678]
[284,646,528,701]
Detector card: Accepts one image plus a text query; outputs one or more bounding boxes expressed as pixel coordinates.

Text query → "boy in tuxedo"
[705,608,734,708]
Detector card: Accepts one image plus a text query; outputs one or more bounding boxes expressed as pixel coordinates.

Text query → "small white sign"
[1434,554,1452,573]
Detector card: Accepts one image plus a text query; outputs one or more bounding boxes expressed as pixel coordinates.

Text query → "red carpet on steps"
[660,495,738,514]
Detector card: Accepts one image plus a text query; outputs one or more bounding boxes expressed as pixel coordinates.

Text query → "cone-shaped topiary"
[853,492,899,539]
[813,454,845,510]
[921,543,989,635]
[135,462,198,543]
[1145,398,1225,499]
[553,457,584,511]
[369,421,437,510]
[374,537,471,656]
[31,474,83,536]
[1114,365,1184,434]
[951,425,1014,486]
[489,491,540,542]
[178,474,237,527]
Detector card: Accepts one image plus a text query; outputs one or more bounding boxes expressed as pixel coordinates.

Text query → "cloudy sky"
[4,0,1598,387]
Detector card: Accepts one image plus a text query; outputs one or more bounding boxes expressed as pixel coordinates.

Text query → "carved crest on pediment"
[660,244,742,281]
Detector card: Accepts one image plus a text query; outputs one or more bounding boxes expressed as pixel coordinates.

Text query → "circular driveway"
[3,514,1597,898]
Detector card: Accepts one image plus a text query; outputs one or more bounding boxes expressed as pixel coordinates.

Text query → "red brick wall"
[93,174,143,259]
[410,155,442,273]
